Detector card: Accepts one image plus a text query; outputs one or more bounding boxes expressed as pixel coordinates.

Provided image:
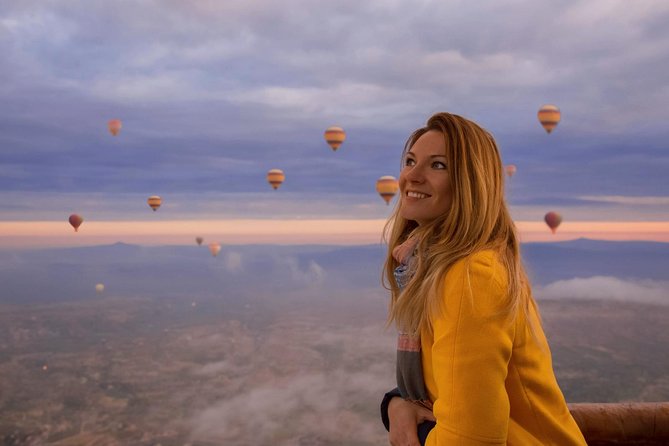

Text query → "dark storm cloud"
[1,1,668,218]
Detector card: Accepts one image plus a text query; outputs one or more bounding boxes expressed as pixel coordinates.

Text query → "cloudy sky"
[1,0,668,244]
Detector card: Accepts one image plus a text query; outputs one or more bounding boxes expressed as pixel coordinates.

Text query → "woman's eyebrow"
[406,151,446,159]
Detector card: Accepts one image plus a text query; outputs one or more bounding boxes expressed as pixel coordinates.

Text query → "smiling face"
[399,130,452,226]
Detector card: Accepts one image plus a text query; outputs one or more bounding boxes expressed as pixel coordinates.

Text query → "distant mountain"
[0,239,666,304]
[521,238,669,284]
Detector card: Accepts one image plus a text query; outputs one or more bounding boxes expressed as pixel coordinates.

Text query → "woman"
[379,113,586,446]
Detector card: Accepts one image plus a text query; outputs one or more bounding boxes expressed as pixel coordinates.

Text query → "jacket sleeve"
[425,253,516,446]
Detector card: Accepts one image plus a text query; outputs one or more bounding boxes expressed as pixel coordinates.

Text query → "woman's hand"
[388,397,436,446]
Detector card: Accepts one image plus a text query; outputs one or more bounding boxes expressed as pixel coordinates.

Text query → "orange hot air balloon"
[376,175,399,205]
[266,169,285,190]
[537,105,560,133]
[505,164,517,177]
[147,195,162,211]
[196,237,204,246]
[544,211,562,234]
[108,119,122,136]
[209,242,221,257]
[324,126,346,151]
[69,214,84,232]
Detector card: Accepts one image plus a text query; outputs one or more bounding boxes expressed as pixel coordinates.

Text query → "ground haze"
[1,241,667,444]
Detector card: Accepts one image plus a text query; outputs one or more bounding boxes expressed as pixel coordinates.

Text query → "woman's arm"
[382,388,436,446]
[388,397,437,446]
[380,387,402,431]
[426,253,515,446]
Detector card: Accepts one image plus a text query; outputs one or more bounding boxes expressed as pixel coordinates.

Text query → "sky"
[1,0,668,245]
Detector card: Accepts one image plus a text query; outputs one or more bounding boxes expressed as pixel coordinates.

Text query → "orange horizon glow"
[0,219,668,248]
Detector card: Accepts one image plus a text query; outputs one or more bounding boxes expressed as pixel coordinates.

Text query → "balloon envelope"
[324,126,346,151]
[196,237,204,246]
[376,175,399,205]
[108,119,122,136]
[537,105,560,134]
[266,169,285,190]
[95,283,105,294]
[209,242,221,257]
[147,195,162,211]
[69,214,83,232]
[544,211,562,234]
[505,165,517,177]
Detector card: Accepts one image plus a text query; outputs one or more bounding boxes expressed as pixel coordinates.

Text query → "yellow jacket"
[421,250,587,445]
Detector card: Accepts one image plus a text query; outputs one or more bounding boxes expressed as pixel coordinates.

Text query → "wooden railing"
[568,403,669,445]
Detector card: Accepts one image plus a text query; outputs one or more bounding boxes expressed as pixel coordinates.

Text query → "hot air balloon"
[95,283,105,294]
[324,126,346,151]
[537,105,560,134]
[544,211,562,234]
[376,175,399,205]
[266,169,285,190]
[147,195,162,211]
[196,237,204,246]
[108,119,122,136]
[209,242,221,257]
[505,165,517,177]
[69,214,84,232]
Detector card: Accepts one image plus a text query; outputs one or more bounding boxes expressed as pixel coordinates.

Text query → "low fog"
[537,276,669,305]
[1,239,668,444]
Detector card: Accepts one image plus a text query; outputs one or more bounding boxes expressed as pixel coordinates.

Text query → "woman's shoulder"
[444,249,508,293]
[449,249,505,275]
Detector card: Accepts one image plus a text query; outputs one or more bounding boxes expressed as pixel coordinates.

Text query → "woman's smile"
[406,191,431,199]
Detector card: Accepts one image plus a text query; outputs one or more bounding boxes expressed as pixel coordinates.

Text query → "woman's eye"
[404,158,415,166]
[432,161,446,169]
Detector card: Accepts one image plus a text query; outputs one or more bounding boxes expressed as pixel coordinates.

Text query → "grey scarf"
[394,250,432,409]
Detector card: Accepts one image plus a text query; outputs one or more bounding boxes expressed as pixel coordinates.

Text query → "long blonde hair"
[383,112,537,336]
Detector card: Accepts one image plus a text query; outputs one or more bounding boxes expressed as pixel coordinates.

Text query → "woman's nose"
[405,164,425,183]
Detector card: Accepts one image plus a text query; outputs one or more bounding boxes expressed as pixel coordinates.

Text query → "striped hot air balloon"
[324,126,346,151]
[69,214,84,232]
[266,169,285,190]
[376,175,399,205]
[544,211,562,234]
[147,195,162,211]
[537,105,560,134]
[108,119,122,136]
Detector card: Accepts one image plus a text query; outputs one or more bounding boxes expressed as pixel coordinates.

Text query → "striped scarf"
[393,239,432,410]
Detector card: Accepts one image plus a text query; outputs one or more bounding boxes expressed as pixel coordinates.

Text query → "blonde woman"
[379,113,586,446]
